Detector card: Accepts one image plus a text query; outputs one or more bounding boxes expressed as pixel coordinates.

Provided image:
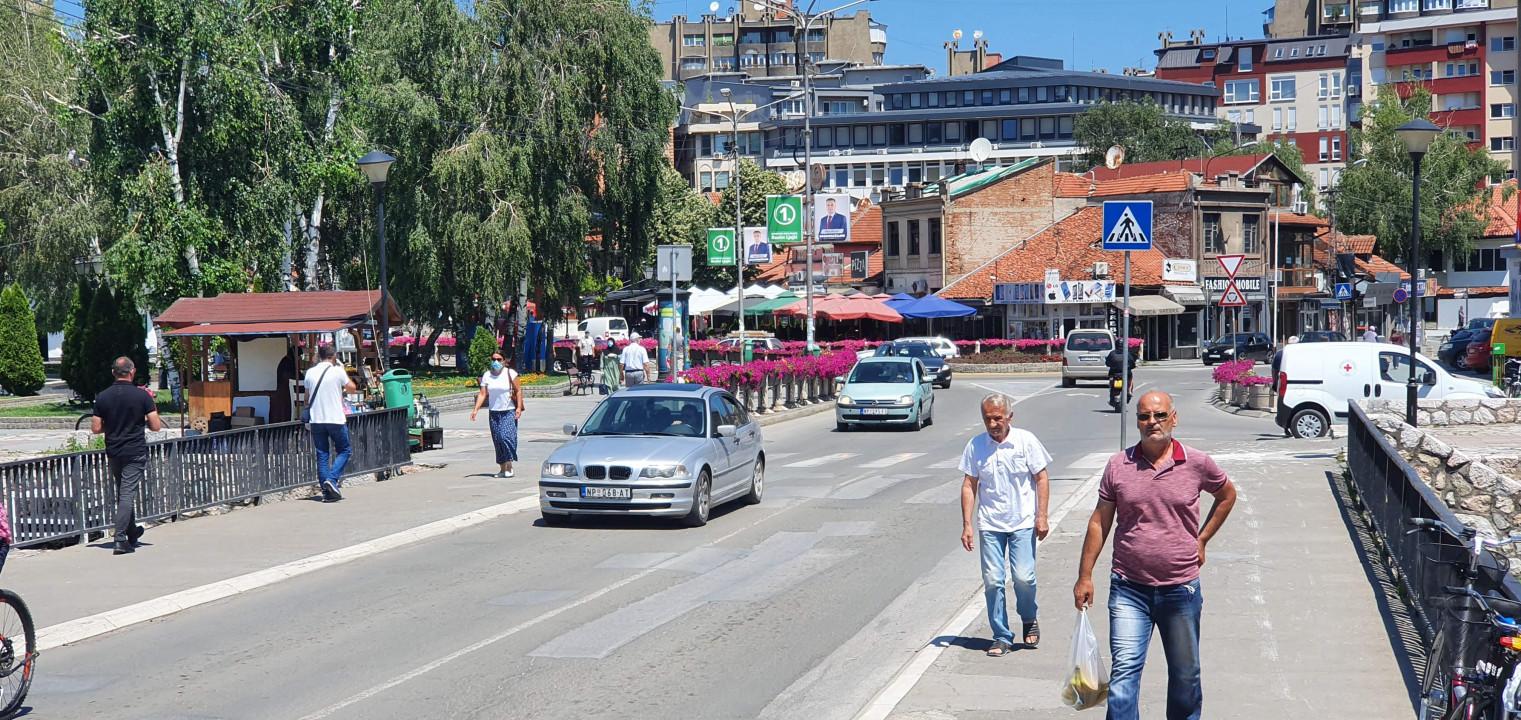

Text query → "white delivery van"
[576,316,630,341]
[1275,341,1500,438]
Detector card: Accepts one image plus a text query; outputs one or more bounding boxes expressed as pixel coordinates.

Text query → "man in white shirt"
[303,345,357,502]
[1362,326,1378,343]
[620,339,650,385]
[576,331,595,361]
[959,392,1052,657]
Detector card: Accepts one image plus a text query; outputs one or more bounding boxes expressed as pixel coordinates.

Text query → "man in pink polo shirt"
[1073,391,1237,720]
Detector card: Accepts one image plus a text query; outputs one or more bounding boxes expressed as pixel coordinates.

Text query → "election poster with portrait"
[742,226,772,265]
[813,193,851,243]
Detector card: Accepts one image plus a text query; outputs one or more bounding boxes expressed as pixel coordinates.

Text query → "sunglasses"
[1135,411,1172,423]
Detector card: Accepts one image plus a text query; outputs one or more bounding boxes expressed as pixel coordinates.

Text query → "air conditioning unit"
[828,149,841,156]
[1030,141,1044,148]
[1093,262,1111,278]
[1292,200,1309,214]
[913,147,923,153]
[877,149,887,155]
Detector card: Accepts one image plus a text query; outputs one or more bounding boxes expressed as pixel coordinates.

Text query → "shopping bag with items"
[1060,608,1110,710]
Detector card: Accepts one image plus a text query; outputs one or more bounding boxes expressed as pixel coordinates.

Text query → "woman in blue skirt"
[470,350,524,477]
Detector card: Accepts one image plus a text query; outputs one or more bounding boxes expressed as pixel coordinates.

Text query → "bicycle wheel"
[1421,628,1451,720]
[74,413,93,431]
[0,590,37,718]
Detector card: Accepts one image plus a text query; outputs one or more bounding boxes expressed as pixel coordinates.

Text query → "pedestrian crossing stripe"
[928,458,961,470]
[858,453,926,469]
[783,453,858,468]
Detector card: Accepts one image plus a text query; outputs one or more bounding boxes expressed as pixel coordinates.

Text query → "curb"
[755,398,837,427]
[947,362,1061,374]
[1208,397,1275,419]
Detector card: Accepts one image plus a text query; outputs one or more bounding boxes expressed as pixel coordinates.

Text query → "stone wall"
[1367,412,1521,555]
[1362,397,1521,427]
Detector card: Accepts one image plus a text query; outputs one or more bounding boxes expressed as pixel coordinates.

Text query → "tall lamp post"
[357,150,396,367]
[1395,118,1439,426]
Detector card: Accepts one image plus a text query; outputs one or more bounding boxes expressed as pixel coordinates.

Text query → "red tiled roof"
[1275,286,1323,298]
[156,290,402,329]
[1269,210,1329,228]
[1436,285,1508,298]
[1483,181,1519,238]
[164,320,351,337]
[1356,254,1410,281]
[939,206,1166,301]
[1311,231,1377,267]
[1054,171,1196,198]
[1087,154,1271,181]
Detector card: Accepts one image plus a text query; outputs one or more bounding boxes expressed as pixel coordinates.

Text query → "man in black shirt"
[92,357,163,555]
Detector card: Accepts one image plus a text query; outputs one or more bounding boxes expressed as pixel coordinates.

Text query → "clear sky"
[650,0,1272,75]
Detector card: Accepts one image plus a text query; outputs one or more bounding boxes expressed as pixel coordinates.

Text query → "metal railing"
[1345,401,1521,655]
[0,408,412,548]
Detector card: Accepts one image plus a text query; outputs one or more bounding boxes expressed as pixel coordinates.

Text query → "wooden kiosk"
[154,290,404,431]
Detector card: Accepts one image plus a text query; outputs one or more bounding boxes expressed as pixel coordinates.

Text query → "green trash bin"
[381,369,416,423]
[1495,343,1507,387]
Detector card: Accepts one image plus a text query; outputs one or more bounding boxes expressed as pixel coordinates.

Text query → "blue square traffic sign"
[1102,201,1153,251]
[1334,283,1352,301]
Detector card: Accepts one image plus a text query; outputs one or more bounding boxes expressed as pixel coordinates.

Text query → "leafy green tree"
[0,284,46,396]
[1073,99,1228,169]
[60,279,93,394]
[649,166,721,285]
[465,326,499,377]
[1330,86,1504,260]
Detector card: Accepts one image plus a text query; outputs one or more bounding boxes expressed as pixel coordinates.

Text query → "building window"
[713,34,733,46]
[1493,70,1516,86]
[854,125,869,145]
[1493,36,1517,52]
[871,125,887,146]
[1493,103,1515,119]
[963,90,975,105]
[1223,79,1259,104]
[1203,213,1224,254]
[1287,107,1297,130]
[926,122,942,143]
[712,56,735,70]
[1389,0,1417,11]
[1492,136,1515,151]
[928,218,942,255]
[806,28,825,43]
[981,90,995,105]
[1319,136,1329,160]
[1001,118,1018,140]
[1318,106,1328,129]
[1331,104,1341,128]
[889,124,905,145]
[1332,135,1342,160]
[1020,118,1036,140]
[890,94,905,110]
[739,30,765,44]
[999,88,1012,104]
[944,121,961,141]
[908,220,921,256]
[714,171,730,190]
[834,168,848,187]
[1270,76,1296,101]
[1318,74,1329,98]
[699,171,713,191]
[683,34,705,46]
[1318,167,1330,188]
[681,57,706,70]
[1238,47,1253,72]
[1456,247,1504,272]
[1332,73,1343,97]
[1039,117,1056,139]
[908,123,923,143]
[1444,61,1479,78]
[1272,107,1283,130]
[909,93,922,109]
[1243,216,1260,255]
[890,167,904,186]
[1017,87,1029,103]
[853,166,866,186]
[886,222,900,257]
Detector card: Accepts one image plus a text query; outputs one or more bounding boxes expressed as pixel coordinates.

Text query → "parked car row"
[835,339,957,431]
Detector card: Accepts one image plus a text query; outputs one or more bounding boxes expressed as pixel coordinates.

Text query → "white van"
[1275,341,1500,438]
[577,316,630,341]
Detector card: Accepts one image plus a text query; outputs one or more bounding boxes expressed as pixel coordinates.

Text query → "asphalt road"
[31,365,1276,720]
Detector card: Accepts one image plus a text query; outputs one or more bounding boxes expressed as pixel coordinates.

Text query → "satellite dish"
[782,170,807,192]
[973,30,983,40]
[968,137,993,163]
[709,1,720,12]
[952,29,963,41]
[1104,145,1126,170]
[810,163,828,190]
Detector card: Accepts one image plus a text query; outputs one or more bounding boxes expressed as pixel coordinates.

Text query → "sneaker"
[502,470,515,478]
[113,542,135,555]
[128,524,145,547]
[326,482,343,502]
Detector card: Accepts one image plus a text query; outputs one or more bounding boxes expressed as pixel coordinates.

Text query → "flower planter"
[1248,385,1275,411]
[1218,383,1230,404]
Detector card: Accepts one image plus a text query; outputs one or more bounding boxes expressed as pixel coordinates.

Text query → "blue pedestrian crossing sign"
[1334,283,1353,301]
[1102,201,1153,251]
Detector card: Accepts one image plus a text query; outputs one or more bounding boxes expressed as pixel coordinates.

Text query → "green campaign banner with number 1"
[767,195,803,245]
[706,228,736,266]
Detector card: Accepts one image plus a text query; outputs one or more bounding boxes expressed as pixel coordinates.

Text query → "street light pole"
[725,90,746,352]
[356,150,396,369]
[1395,118,1439,426]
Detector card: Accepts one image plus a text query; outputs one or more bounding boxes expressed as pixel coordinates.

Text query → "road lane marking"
[1066,451,1112,470]
[857,452,925,469]
[851,466,1105,720]
[35,495,544,652]
[295,500,804,720]
[904,481,961,505]
[830,475,920,501]
[784,452,857,468]
[927,457,961,470]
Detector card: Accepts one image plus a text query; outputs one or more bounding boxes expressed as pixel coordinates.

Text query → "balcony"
[1322,3,1353,23]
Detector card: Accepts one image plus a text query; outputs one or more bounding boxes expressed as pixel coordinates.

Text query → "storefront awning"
[1115,295,1185,317]
[1162,286,1206,306]
[164,320,351,337]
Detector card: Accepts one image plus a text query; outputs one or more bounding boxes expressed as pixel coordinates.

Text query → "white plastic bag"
[1060,608,1110,710]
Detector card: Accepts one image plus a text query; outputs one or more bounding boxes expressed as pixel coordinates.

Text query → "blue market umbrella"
[896,294,976,337]
[884,293,918,309]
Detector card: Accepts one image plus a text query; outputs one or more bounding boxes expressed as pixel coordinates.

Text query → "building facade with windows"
[759,56,1222,203]
[649,7,886,82]
[1155,34,1353,191]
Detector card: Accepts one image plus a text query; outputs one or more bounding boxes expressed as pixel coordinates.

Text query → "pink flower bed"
[680,351,856,390]
[1211,359,1257,384]
[388,335,457,347]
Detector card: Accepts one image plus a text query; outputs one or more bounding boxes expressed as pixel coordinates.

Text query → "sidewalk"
[874,442,1415,719]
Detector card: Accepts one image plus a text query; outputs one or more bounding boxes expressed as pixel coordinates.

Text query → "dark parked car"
[1297,331,1346,343]
[1439,328,1481,370]
[874,341,952,388]
[1202,333,1273,365]
[1466,328,1496,373]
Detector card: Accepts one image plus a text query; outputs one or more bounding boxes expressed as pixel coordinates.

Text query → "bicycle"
[73,412,93,432]
[0,588,34,718]
[1410,517,1521,720]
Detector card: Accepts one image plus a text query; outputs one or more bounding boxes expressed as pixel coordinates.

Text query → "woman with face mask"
[470,350,524,477]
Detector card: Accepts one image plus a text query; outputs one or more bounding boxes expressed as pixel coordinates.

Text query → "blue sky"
[651,0,1272,74]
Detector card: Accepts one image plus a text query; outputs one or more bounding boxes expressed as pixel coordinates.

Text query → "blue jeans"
[978,528,1038,645]
[1106,573,1203,720]
[311,423,352,487]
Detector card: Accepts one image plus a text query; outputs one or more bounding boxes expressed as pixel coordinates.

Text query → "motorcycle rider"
[1106,345,1134,406]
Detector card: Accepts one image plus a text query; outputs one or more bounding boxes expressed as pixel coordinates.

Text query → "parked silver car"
[1061,329,1115,387]
[539,384,764,527]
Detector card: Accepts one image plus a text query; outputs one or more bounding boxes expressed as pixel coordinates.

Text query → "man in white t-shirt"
[576,331,595,363]
[959,392,1052,657]
[1362,326,1378,343]
[620,340,650,385]
[303,345,357,502]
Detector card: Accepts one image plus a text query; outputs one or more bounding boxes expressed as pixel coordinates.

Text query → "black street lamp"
[1394,118,1439,426]
[357,150,396,365]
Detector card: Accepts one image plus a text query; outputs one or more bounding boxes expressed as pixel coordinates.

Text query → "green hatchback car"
[835,356,935,431]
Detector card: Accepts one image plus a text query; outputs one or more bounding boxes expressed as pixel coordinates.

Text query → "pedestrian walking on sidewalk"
[959,393,1051,657]
[620,338,650,386]
[91,357,163,554]
[1073,390,1238,720]
[600,345,622,396]
[471,350,524,478]
[303,345,357,502]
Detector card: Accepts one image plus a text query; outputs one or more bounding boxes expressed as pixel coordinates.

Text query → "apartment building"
[672,65,933,192]
[1357,0,1519,178]
[1155,34,1353,191]
[648,5,886,82]
[1264,0,1358,38]
[758,56,1222,203]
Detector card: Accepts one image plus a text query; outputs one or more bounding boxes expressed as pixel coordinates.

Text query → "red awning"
[164,320,351,337]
